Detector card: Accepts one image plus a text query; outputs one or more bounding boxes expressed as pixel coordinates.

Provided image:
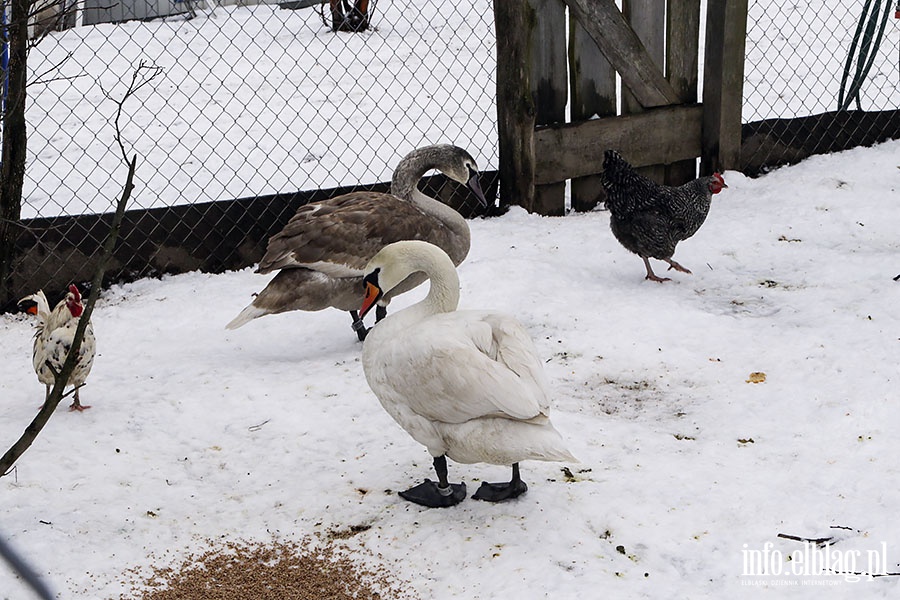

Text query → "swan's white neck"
[376,243,461,332]
[419,251,460,316]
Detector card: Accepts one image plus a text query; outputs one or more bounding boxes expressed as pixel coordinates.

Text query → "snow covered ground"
[2,140,900,598]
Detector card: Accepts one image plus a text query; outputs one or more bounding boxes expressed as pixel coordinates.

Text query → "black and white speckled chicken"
[601,150,727,282]
[18,284,96,412]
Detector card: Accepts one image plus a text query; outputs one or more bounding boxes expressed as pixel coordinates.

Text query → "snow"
[4,0,900,596]
[3,139,900,597]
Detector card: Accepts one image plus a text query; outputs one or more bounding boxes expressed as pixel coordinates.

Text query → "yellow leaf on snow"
[746,372,766,384]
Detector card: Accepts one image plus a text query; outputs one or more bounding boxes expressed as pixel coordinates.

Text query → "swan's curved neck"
[391,148,441,201]
[388,246,461,326]
[391,150,470,259]
[421,255,461,316]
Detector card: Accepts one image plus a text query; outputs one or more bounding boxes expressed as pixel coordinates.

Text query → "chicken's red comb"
[68,283,81,300]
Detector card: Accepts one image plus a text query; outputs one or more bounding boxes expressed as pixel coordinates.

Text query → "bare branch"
[24,0,92,49]
[28,50,86,86]
[0,537,55,600]
[101,61,163,164]
[0,63,153,476]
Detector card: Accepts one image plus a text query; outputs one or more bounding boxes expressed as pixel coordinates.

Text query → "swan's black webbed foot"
[472,463,528,502]
[472,479,528,502]
[399,479,467,508]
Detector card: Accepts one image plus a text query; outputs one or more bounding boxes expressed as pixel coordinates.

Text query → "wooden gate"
[494,0,748,215]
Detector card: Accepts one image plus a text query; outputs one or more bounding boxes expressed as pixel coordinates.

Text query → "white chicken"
[18,284,96,412]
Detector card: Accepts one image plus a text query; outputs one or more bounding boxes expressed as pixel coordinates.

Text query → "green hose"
[837,0,893,111]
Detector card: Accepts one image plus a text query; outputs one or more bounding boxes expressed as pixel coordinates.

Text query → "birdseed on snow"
[118,538,416,600]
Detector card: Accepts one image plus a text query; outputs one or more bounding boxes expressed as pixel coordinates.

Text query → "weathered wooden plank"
[569,13,616,212]
[530,0,567,216]
[622,0,665,114]
[563,0,680,108]
[493,1,535,211]
[701,0,748,174]
[667,0,700,99]
[623,0,666,183]
[533,105,704,184]
[665,0,701,184]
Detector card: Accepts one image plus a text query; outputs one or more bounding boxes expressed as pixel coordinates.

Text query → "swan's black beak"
[467,167,489,208]
[360,278,383,320]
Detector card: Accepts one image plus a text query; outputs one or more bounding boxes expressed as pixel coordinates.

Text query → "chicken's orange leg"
[69,388,91,412]
[643,257,670,283]
[666,259,692,274]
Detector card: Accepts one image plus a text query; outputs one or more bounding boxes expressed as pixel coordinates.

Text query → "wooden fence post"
[701,0,748,174]
[530,0,567,216]
[493,1,535,212]
[569,13,615,212]
[494,0,566,216]
[666,0,701,185]
[623,0,666,184]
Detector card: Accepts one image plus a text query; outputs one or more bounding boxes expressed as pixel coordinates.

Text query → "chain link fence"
[26,0,498,219]
[8,0,498,307]
[743,0,900,174]
[8,0,900,305]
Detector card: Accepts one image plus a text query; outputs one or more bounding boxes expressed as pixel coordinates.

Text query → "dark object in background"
[330,0,370,32]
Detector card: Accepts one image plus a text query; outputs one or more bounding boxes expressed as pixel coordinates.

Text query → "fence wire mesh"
[12,0,498,303]
[26,0,498,219]
[8,0,900,304]
[743,0,900,173]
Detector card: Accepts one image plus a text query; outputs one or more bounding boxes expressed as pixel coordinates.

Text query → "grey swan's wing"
[257,192,461,275]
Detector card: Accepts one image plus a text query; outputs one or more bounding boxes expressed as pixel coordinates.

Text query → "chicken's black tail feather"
[602,150,639,188]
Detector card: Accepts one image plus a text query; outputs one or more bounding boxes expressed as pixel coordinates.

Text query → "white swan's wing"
[384,311,550,424]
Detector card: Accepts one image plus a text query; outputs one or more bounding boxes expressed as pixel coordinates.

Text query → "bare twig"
[30,72,85,86]
[29,51,86,86]
[99,61,164,164]
[0,156,135,476]
[776,533,834,547]
[25,0,93,49]
[0,216,81,233]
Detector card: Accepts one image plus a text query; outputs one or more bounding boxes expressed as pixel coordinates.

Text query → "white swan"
[360,240,575,508]
[226,145,489,340]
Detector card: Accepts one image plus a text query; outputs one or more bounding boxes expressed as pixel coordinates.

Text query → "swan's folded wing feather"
[384,312,550,424]
[257,193,455,274]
